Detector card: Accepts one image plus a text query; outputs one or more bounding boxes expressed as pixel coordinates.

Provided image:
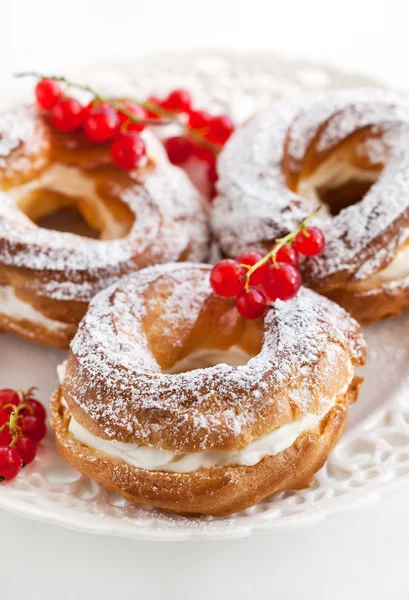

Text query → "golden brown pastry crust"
[324,280,409,325]
[0,313,75,348]
[50,377,362,516]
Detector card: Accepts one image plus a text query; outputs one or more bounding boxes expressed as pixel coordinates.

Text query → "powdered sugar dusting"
[0,105,209,303]
[213,88,409,285]
[64,263,363,453]
[0,105,46,167]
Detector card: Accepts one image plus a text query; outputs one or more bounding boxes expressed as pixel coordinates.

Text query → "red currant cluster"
[155,89,234,196]
[0,388,47,481]
[210,219,325,319]
[35,78,149,170]
[29,74,234,194]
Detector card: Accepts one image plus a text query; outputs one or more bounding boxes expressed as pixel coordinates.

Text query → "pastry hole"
[36,204,99,238]
[8,163,134,240]
[297,155,381,217]
[143,280,264,372]
[165,347,252,374]
[318,180,374,216]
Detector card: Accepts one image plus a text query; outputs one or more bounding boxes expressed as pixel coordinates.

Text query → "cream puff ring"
[51,263,365,516]
[0,105,209,347]
[212,89,409,324]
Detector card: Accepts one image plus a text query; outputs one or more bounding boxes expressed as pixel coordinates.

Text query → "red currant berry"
[207,159,218,198]
[51,98,84,132]
[294,227,326,257]
[0,389,19,409]
[274,244,299,267]
[188,109,212,130]
[164,136,194,165]
[145,95,163,119]
[191,143,217,163]
[111,132,146,170]
[236,288,267,319]
[236,251,267,285]
[204,115,235,144]
[14,437,37,465]
[82,100,113,121]
[161,89,192,112]
[0,447,22,481]
[117,103,147,133]
[1,405,17,417]
[0,410,9,428]
[0,428,12,447]
[84,107,119,143]
[210,259,245,297]
[263,264,302,301]
[20,399,46,421]
[20,415,46,443]
[207,158,217,184]
[35,79,62,110]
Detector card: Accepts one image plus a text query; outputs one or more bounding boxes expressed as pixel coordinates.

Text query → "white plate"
[2,51,408,542]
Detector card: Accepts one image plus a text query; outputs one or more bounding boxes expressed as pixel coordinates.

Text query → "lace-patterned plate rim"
[2,51,409,541]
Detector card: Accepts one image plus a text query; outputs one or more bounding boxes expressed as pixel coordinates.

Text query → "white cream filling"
[353,244,409,287]
[0,285,70,331]
[58,356,349,473]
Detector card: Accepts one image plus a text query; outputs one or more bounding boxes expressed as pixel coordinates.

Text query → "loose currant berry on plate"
[236,288,267,319]
[237,251,267,285]
[0,447,22,481]
[274,244,299,267]
[164,136,194,165]
[161,89,192,112]
[14,437,37,465]
[294,227,325,256]
[188,109,212,130]
[35,79,62,110]
[111,132,146,170]
[20,415,46,443]
[210,259,245,297]
[20,399,46,421]
[0,389,19,409]
[204,115,235,144]
[84,106,119,143]
[117,102,147,132]
[0,428,12,447]
[263,263,302,301]
[51,97,84,132]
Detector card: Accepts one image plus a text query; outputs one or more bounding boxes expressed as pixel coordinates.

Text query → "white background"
[1,1,409,598]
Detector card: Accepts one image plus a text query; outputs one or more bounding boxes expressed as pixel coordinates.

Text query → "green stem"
[2,412,22,447]
[240,209,320,292]
[15,72,219,154]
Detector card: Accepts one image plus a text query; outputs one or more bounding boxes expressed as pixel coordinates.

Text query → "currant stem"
[22,386,38,401]
[15,72,220,154]
[1,412,22,447]
[242,209,320,292]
